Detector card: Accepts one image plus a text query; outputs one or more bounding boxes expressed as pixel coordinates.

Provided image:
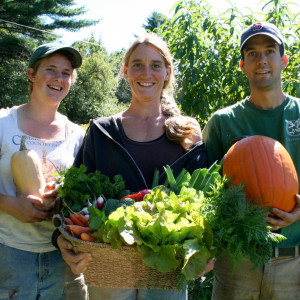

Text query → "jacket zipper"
[93,119,149,188]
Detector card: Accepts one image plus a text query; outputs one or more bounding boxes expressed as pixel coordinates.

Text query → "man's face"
[239,35,288,91]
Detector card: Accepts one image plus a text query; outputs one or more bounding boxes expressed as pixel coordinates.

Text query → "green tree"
[60,37,128,124]
[262,0,300,97]
[0,55,29,108]
[161,0,299,127]
[0,0,98,112]
[0,0,98,59]
[109,50,132,104]
[143,11,168,34]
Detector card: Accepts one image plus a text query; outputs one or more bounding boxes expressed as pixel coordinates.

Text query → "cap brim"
[240,32,282,50]
[41,47,82,68]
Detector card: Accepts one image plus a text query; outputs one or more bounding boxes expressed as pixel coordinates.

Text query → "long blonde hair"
[165,116,202,150]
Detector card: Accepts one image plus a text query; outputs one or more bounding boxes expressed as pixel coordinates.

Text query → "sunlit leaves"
[160,0,299,126]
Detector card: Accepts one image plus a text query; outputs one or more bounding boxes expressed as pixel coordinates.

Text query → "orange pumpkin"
[223,135,298,212]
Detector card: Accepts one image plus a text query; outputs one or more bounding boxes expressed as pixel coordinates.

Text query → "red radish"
[93,196,104,209]
[80,207,90,215]
[85,200,93,207]
[46,181,56,190]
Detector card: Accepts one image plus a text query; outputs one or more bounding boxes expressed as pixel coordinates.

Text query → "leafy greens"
[55,164,125,212]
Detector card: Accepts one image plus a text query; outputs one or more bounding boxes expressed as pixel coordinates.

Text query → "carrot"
[74,212,89,227]
[69,213,85,226]
[46,183,56,190]
[65,225,91,237]
[64,217,74,225]
[80,232,96,242]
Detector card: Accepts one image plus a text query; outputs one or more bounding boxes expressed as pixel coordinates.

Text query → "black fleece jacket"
[73,116,208,191]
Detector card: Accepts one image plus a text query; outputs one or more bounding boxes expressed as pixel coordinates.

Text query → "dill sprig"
[199,177,285,269]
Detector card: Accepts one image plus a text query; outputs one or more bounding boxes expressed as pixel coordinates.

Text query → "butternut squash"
[11,136,53,206]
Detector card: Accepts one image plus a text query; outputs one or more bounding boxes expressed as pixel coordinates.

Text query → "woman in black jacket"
[57,33,207,300]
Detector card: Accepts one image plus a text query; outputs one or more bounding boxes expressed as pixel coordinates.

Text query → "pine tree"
[0,0,98,60]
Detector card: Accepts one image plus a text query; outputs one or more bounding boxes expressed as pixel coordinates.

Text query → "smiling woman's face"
[28,53,73,104]
[124,43,171,104]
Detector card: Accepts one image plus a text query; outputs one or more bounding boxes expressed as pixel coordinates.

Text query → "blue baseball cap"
[29,43,82,68]
[240,22,284,54]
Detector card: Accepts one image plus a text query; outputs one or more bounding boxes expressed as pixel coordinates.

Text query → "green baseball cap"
[28,43,82,68]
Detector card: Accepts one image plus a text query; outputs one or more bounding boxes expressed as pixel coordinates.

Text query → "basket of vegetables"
[54,165,184,289]
[53,163,285,290]
[57,220,182,290]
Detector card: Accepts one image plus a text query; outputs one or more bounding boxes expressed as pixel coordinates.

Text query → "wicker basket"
[58,225,182,290]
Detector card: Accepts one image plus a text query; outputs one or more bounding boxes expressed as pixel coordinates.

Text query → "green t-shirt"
[203,95,300,247]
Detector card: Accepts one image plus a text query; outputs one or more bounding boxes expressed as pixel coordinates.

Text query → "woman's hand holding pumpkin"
[57,235,92,275]
[266,194,300,230]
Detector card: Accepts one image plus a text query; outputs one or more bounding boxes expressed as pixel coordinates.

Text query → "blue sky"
[54,0,298,53]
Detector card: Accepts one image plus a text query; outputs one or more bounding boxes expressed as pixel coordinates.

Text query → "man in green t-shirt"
[203,22,300,299]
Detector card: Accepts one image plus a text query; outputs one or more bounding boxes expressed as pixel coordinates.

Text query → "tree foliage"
[261,0,300,98]
[0,0,298,130]
[110,50,132,104]
[161,0,300,127]
[0,56,29,108]
[0,0,98,61]
[59,37,128,124]
[143,11,168,34]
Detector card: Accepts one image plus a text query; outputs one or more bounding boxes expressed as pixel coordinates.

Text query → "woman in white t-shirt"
[0,44,87,300]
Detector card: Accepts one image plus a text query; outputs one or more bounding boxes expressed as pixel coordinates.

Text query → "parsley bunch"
[56,165,125,212]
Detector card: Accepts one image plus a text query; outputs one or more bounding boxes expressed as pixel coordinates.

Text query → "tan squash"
[11,136,53,206]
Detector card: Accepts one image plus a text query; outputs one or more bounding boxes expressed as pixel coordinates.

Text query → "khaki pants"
[212,254,300,300]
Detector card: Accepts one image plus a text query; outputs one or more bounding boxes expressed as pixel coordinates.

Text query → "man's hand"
[194,259,215,279]
[57,235,92,275]
[266,194,300,231]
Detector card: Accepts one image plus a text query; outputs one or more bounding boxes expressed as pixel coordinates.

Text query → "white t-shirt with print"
[0,106,85,252]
